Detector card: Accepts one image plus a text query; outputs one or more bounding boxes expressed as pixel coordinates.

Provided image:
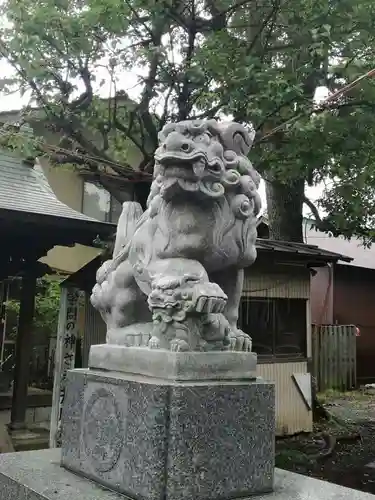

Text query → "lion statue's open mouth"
[154,143,228,199]
[153,126,236,200]
[155,172,226,199]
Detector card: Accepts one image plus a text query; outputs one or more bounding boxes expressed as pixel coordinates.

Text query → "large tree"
[1,0,375,242]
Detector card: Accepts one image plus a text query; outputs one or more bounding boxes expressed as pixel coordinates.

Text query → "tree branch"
[221,0,257,18]
[177,2,197,120]
[38,33,93,110]
[111,94,150,157]
[303,195,322,224]
[246,0,282,56]
[136,15,168,148]
[159,83,175,126]
[255,95,308,131]
[123,0,156,40]
[0,42,56,119]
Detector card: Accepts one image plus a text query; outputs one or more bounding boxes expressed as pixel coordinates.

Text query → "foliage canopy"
[1,0,375,241]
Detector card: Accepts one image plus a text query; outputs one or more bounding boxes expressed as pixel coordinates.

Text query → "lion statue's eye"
[195,133,211,145]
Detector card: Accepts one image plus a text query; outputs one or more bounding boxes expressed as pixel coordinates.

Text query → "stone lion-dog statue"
[91,119,261,352]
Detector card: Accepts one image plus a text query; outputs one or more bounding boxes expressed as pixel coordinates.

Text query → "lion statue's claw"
[149,336,161,349]
[170,339,190,352]
[229,336,237,351]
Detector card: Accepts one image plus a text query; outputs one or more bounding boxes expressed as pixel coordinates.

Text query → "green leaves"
[1,0,375,241]
[5,275,62,337]
[196,0,375,242]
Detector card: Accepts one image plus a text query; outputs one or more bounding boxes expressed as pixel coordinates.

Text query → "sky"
[0,58,327,216]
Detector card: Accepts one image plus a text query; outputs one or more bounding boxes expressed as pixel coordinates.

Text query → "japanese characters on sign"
[50,287,80,447]
[58,289,79,420]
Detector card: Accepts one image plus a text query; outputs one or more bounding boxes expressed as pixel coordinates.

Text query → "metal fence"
[312,324,357,392]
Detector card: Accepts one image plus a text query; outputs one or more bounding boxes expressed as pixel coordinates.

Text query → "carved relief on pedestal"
[81,387,125,473]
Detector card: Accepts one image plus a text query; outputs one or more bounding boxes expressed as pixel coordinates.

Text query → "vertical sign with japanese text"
[49,286,80,448]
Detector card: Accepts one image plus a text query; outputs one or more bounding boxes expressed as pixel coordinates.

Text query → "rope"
[0,66,374,169]
[257,67,375,143]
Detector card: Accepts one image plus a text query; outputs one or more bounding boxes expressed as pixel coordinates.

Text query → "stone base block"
[1,449,375,500]
[89,344,258,380]
[61,368,274,500]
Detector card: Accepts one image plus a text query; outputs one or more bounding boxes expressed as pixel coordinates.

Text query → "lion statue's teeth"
[192,161,205,178]
[177,179,199,191]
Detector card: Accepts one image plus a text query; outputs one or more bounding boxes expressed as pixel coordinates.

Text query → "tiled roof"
[0,150,114,233]
[257,216,368,269]
[256,238,352,263]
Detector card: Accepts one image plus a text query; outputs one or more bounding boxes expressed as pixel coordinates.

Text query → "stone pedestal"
[89,343,258,380]
[60,346,275,500]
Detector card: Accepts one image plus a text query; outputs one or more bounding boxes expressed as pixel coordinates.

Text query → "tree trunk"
[265,179,305,242]
[134,181,151,210]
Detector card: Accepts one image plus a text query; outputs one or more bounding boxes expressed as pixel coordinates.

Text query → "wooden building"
[0,149,114,430]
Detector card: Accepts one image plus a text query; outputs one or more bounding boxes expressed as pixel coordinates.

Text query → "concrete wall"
[333,265,375,383]
[310,265,334,325]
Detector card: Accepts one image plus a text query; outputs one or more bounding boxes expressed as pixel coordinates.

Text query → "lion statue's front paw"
[191,282,227,314]
[228,328,252,352]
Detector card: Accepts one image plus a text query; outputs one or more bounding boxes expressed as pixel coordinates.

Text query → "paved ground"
[276,389,375,494]
[323,389,375,424]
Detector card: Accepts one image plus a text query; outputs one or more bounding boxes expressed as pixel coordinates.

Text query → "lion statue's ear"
[158,123,176,143]
[218,122,255,156]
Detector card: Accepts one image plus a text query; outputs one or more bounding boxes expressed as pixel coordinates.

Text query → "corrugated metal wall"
[245,266,313,435]
[82,294,106,368]
[257,361,312,435]
[243,267,310,299]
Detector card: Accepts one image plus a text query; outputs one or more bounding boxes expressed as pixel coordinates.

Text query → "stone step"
[9,428,49,452]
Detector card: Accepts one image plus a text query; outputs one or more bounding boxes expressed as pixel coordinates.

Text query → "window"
[238,297,307,359]
[82,182,122,223]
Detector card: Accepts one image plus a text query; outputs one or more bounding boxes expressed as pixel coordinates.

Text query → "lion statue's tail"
[96,201,144,285]
[113,201,144,257]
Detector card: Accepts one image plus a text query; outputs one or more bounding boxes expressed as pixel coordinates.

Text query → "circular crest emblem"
[81,387,124,472]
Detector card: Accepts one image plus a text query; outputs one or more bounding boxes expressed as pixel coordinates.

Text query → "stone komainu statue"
[91,119,261,352]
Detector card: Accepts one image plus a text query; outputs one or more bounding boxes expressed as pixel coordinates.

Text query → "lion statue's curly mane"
[91,119,261,352]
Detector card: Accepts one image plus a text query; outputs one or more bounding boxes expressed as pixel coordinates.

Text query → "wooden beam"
[9,272,37,429]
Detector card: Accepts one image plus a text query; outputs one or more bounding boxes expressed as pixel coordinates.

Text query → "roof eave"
[0,208,116,241]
